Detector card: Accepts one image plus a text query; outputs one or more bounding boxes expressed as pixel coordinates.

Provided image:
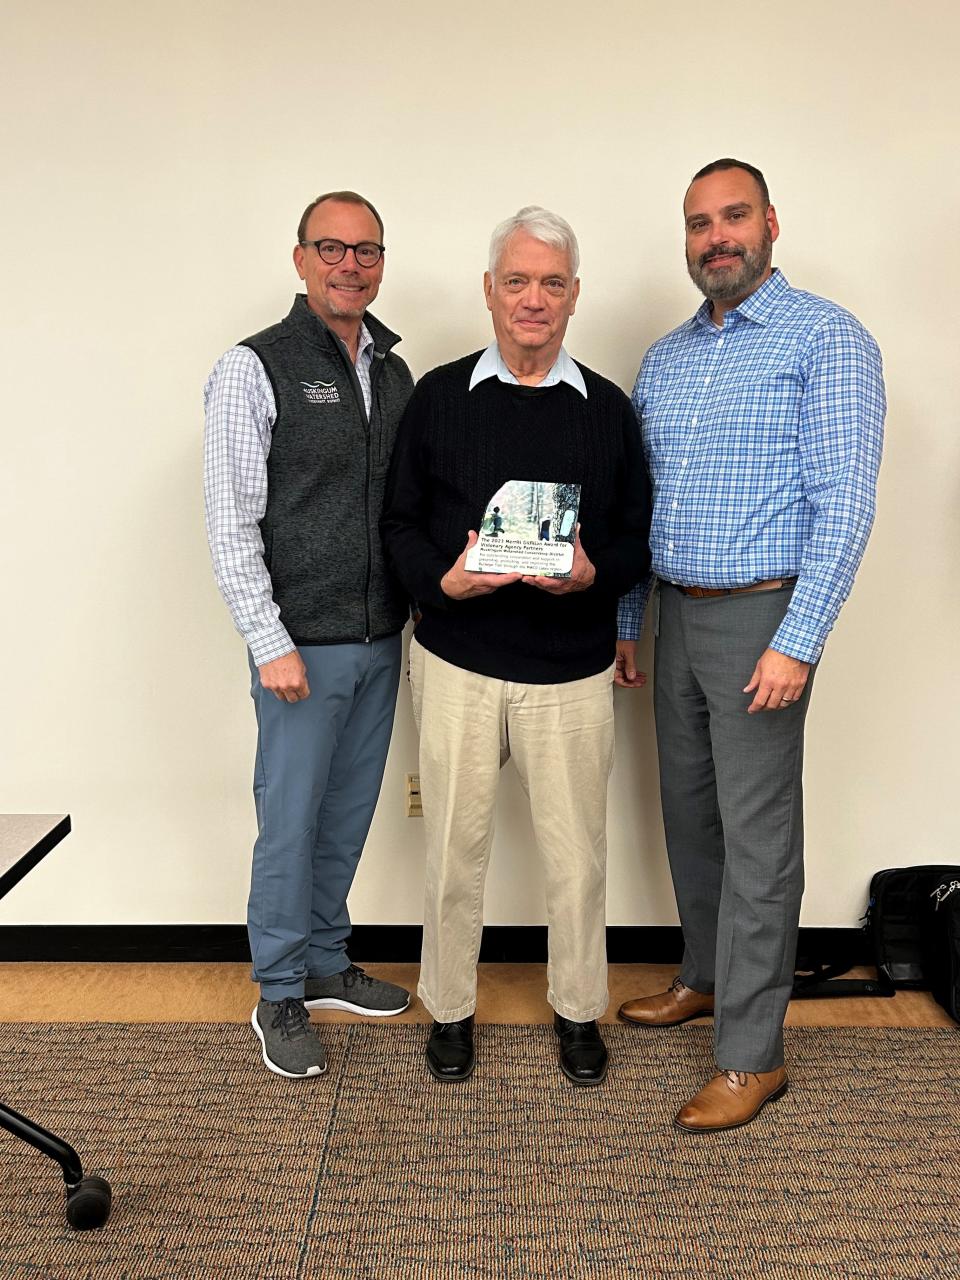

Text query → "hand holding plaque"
[521,525,596,593]
[441,531,522,599]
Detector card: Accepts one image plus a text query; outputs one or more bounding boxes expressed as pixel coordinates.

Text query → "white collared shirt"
[468,343,588,398]
[203,321,376,665]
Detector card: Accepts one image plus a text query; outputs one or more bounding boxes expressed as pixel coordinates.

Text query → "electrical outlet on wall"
[405,773,422,818]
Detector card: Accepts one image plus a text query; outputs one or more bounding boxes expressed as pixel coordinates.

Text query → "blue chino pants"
[246,635,402,1001]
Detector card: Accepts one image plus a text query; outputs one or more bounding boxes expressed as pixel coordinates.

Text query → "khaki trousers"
[408,636,614,1022]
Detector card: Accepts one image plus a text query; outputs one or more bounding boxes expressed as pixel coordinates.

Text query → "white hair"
[488,205,580,277]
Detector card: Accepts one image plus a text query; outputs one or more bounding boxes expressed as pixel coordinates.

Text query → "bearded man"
[616,159,885,1131]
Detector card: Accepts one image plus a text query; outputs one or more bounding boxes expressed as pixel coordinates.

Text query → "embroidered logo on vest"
[300,380,341,405]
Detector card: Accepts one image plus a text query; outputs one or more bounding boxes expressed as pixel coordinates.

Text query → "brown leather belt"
[673,577,797,599]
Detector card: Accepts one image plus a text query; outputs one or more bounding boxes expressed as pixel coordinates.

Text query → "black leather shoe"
[554,1013,608,1085]
[426,1016,476,1081]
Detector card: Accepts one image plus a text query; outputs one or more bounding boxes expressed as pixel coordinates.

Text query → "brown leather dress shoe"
[618,976,714,1027]
[674,1067,788,1133]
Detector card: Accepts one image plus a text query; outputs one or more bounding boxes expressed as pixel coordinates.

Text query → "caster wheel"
[66,1175,112,1230]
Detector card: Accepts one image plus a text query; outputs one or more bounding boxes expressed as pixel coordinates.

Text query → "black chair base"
[1,1101,112,1230]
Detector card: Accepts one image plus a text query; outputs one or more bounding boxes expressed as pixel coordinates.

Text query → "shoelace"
[669,976,686,995]
[270,997,312,1041]
[342,964,374,989]
[715,1069,760,1089]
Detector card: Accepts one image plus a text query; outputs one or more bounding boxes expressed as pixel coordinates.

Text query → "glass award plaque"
[465,479,581,577]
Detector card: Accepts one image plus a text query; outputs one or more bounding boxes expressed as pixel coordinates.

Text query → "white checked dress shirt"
[203,322,375,665]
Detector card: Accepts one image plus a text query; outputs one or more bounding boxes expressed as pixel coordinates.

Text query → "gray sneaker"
[252,998,327,1079]
[303,965,410,1016]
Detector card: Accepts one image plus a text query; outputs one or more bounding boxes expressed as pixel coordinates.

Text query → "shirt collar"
[468,342,588,398]
[287,295,402,355]
[693,268,790,330]
[356,321,374,364]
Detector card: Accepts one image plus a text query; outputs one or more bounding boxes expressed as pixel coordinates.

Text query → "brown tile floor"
[0,962,952,1026]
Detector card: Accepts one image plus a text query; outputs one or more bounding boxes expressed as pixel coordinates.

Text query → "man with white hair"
[381,207,651,1085]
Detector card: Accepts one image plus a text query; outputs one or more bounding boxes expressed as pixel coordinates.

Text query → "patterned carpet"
[0,1023,958,1280]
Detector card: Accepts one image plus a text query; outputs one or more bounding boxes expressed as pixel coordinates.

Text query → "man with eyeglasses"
[616,159,885,1131]
[381,206,652,1087]
[204,191,413,1079]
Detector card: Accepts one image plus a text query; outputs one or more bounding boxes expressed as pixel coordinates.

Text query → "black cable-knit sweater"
[380,353,652,684]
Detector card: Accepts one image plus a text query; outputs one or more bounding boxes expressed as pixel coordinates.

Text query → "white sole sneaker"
[251,1007,327,1079]
[303,995,410,1016]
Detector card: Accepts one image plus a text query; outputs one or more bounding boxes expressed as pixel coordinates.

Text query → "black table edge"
[0,815,72,902]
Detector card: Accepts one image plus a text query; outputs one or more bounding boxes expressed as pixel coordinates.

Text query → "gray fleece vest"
[242,295,413,645]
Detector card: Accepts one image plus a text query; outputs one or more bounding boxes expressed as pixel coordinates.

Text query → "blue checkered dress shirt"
[618,270,885,664]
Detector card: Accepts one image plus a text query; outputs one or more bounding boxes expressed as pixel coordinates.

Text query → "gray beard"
[687,229,772,301]
[325,296,367,318]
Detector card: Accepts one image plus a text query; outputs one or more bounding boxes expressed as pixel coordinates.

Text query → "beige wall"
[3,0,957,929]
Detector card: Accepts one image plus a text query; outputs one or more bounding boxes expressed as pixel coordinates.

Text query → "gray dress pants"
[654,581,813,1072]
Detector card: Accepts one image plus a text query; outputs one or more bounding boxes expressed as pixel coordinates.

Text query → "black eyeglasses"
[299,238,385,267]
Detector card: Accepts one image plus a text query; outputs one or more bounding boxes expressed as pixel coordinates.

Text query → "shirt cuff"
[617,573,654,639]
[769,613,825,665]
[617,604,641,640]
[247,627,296,667]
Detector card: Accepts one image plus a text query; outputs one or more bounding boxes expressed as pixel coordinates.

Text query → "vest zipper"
[332,334,379,643]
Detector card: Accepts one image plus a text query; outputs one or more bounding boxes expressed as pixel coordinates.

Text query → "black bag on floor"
[868,864,960,989]
[923,875,960,1022]
[791,864,960,999]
